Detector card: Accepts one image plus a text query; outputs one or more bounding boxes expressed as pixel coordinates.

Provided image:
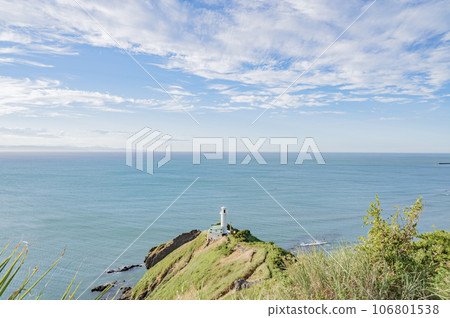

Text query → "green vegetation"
[132,197,448,300]
[2,196,448,300]
[0,243,72,299]
[232,228,262,243]
[0,243,115,300]
[131,230,288,299]
[234,196,449,300]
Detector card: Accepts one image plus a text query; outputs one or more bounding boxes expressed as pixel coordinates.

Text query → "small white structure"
[220,206,227,235]
[208,206,231,240]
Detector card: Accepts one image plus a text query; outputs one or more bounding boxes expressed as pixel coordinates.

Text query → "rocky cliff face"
[144,230,201,269]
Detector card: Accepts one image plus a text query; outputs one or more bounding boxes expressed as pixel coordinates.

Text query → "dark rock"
[234,279,259,291]
[106,264,142,274]
[119,287,133,300]
[91,281,117,292]
[144,229,201,269]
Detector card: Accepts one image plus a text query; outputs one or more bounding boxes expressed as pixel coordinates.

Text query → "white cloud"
[208,84,233,91]
[298,110,345,115]
[0,76,189,117]
[379,117,405,121]
[0,105,28,116]
[0,57,53,67]
[0,0,449,111]
[373,96,410,103]
[161,85,196,96]
[0,127,62,138]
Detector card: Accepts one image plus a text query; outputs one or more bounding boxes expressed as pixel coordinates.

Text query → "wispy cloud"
[0,127,62,138]
[379,117,405,121]
[0,0,448,112]
[298,110,345,115]
[373,96,410,104]
[0,76,191,117]
[0,57,53,67]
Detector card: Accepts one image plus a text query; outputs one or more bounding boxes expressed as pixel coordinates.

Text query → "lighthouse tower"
[220,206,227,235]
[208,206,230,240]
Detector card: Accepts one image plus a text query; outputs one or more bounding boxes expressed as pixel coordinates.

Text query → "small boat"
[298,241,328,247]
[437,162,450,165]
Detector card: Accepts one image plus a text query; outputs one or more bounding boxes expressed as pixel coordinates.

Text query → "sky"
[0,0,449,152]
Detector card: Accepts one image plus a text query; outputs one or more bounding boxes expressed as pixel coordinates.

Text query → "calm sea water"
[0,152,449,299]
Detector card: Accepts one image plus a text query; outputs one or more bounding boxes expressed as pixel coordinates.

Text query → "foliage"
[235,197,449,300]
[235,244,442,300]
[232,229,261,243]
[132,231,287,299]
[355,196,450,299]
[412,229,450,272]
[0,242,116,300]
[358,195,423,271]
[430,267,450,300]
[3,196,448,300]
[0,242,67,300]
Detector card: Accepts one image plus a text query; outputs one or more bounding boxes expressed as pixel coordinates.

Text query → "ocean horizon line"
[0,148,450,155]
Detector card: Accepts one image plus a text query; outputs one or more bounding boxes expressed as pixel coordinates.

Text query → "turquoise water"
[0,152,449,299]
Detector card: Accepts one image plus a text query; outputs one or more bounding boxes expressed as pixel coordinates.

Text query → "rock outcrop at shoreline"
[144,230,201,269]
[91,281,118,292]
[119,287,133,300]
[106,264,142,273]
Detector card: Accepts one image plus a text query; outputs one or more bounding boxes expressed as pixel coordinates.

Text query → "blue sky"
[0,0,449,152]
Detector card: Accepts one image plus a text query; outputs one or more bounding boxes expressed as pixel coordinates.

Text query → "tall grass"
[0,242,65,299]
[234,195,449,300]
[234,245,447,300]
[0,241,122,300]
[282,246,438,300]
[0,242,91,300]
[2,197,448,300]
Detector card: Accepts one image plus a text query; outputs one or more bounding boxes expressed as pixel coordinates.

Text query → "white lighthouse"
[208,206,231,240]
[220,206,227,235]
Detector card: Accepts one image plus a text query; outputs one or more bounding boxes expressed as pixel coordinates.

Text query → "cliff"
[124,228,290,300]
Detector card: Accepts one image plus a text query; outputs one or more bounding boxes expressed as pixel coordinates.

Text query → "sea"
[0,152,449,299]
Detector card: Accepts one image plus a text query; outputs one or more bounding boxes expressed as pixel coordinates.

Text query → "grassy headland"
[1,196,449,300]
[130,196,449,300]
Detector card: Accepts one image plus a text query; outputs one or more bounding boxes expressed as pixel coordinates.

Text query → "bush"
[233,229,261,243]
[357,196,449,299]
[413,229,450,272]
[264,196,450,300]
[358,195,423,271]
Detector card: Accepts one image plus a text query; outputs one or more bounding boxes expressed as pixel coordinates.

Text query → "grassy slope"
[131,227,449,300]
[131,231,288,300]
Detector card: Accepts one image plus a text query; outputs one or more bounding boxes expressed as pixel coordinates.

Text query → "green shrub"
[233,230,250,242]
[413,229,450,272]
[258,196,450,300]
[356,196,449,299]
[233,229,261,243]
[358,195,423,271]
